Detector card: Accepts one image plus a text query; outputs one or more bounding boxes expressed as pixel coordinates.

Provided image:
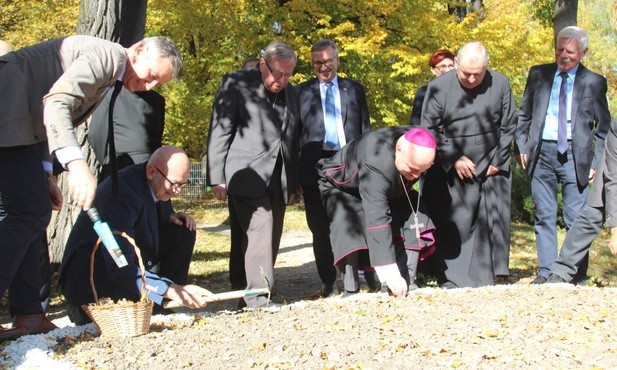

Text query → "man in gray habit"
[421,41,517,288]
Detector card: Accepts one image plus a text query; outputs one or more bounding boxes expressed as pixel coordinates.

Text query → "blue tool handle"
[87,207,128,268]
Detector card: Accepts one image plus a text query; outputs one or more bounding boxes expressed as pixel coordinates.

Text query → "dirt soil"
[5,230,617,369]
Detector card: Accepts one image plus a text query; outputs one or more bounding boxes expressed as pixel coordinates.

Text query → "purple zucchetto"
[403,127,437,149]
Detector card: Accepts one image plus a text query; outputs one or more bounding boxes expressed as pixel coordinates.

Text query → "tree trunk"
[553,0,578,42]
[448,0,484,21]
[47,0,147,264]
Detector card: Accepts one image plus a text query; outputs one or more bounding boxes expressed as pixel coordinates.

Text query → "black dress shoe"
[320,283,338,298]
[545,274,569,284]
[236,298,248,310]
[68,304,92,325]
[364,271,380,292]
[440,281,457,289]
[530,275,547,284]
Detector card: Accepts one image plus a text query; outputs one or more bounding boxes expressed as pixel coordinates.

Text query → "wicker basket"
[82,232,153,338]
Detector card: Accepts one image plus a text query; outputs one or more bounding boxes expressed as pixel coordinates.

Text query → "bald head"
[146,146,190,201]
[455,41,489,90]
[149,146,188,168]
[0,40,13,56]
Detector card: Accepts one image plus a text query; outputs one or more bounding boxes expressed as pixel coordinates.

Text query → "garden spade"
[162,266,272,309]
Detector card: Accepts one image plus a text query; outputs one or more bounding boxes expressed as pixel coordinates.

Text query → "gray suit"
[206,68,301,307]
[549,118,617,281]
[0,36,126,315]
[516,63,610,188]
[516,63,610,279]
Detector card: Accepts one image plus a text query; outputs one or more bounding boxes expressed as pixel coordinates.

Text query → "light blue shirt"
[320,77,346,150]
[542,65,578,141]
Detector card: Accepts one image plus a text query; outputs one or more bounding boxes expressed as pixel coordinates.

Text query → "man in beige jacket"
[0,35,182,341]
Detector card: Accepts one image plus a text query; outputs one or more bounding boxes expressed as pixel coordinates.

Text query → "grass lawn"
[181,196,617,288]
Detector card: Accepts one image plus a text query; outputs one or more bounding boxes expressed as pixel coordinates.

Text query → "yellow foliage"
[2,0,614,157]
[579,0,617,115]
[0,0,79,48]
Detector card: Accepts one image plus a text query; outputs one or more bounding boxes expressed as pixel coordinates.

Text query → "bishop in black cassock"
[317,126,437,296]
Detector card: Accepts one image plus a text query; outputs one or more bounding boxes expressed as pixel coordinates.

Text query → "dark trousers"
[301,182,336,285]
[0,145,50,315]
[228,201,246,290]
[156,223,196,285]
[1,188,53,314]
[228,168,285,307]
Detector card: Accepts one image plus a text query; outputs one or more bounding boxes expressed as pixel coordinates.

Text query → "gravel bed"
[1,230,616,369]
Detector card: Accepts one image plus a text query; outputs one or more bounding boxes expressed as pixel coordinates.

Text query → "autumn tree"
[146,0,277,158]
[0,0,78,48]
[578,0,617,114]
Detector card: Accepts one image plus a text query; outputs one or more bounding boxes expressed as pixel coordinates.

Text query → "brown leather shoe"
[12,313,57,335]
[0,326,27,342]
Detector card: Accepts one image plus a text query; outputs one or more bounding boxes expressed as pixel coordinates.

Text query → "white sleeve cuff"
[374,263,402,283]
[54,146,85,168]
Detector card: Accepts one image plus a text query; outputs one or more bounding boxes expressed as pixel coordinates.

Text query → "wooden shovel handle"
[162,288,270,309]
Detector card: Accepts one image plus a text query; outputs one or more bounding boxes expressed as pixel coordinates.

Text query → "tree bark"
[47,0,147,264]
[448,0,484,21]
[553,0,578,43]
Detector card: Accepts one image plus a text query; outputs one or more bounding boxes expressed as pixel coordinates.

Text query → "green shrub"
[511,164,534,224]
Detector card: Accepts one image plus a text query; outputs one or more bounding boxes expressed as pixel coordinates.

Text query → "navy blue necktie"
[324,82,339,149]
[557,72,568,154]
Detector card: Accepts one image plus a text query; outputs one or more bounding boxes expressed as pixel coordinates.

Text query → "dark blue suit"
[60,163,195,314]
[297,77,370,287]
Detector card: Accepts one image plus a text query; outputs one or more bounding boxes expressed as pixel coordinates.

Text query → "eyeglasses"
[264,59,292,80]
[312,59,335,69]
[434,63,455,72]
[154,166,190,193]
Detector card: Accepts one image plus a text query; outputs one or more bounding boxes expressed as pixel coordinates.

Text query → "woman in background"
[409,49,455,125]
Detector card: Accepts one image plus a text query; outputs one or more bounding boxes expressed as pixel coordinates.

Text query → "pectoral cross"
[409,214,425,239]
